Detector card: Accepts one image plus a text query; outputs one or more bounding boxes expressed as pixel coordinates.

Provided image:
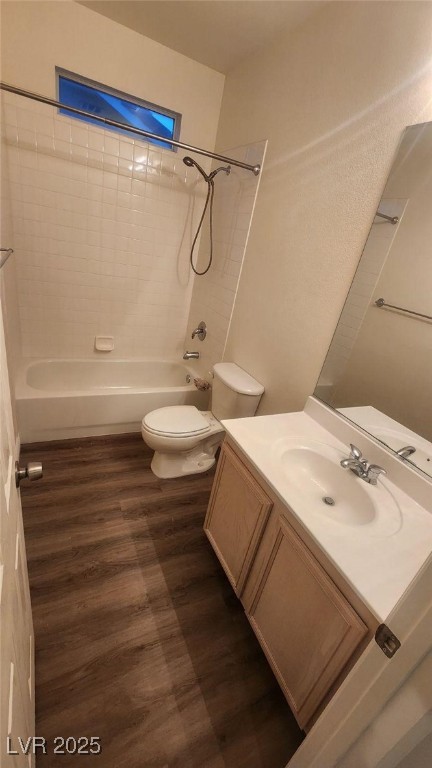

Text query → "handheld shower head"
[183,155,230,182]
[183,155,208,180]
[182,154,231,277]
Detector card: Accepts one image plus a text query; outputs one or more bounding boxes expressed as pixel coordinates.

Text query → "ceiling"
[78,1,323,74]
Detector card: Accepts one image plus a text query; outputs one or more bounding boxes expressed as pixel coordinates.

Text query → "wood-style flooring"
[20,433,303,767]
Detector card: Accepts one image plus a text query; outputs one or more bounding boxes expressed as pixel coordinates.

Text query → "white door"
[0,295,35,766]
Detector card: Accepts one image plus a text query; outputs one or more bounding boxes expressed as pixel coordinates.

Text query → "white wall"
[216,0,432,414]
[317,198,408,398]
[0,1,223,154]
[0,0,224,361]
[395,732,432,768]
[338,648,432,768]
[333,123,432,440]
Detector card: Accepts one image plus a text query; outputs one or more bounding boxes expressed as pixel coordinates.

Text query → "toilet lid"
[143,406,211,437]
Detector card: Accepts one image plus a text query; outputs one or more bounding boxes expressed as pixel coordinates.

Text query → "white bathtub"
[16,359,208,443]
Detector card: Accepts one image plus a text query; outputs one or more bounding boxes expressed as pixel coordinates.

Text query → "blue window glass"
[57,69,180,150]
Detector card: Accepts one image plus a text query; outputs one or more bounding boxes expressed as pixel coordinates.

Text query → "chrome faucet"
[183,351,200,360]
[365,464,388,485]
[396,445,416,459]
[340,444,367,475]
[340,444,387,485]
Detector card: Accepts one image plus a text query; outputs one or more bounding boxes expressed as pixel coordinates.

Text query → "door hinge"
[375,623,401,658]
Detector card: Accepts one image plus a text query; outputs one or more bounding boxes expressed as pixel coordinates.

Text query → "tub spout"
[183,351,200,360]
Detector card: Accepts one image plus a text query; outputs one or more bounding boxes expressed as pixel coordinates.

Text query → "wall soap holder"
[95,335,114,352]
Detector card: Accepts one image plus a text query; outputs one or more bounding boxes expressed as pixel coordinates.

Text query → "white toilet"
[141,362,264,479]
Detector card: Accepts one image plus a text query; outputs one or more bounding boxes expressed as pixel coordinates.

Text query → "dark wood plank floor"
[20,433,303,767]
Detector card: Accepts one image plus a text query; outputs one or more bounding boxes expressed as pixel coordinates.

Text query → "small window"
[56,68,181,150]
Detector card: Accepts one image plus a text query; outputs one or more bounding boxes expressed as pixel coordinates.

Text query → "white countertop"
[222,410,432,621]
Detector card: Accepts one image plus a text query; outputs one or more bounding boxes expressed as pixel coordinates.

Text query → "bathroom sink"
[272,440,402,536]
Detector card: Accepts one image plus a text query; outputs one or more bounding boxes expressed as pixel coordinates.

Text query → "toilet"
[141,362,264,478]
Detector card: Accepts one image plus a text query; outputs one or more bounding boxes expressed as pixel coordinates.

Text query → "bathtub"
[16,359,209,443]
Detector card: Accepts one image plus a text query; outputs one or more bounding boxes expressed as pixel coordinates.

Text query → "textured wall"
[216,0,432,414]
[317,198,408,397]
[337,648,432,768]
[332,123,432,440]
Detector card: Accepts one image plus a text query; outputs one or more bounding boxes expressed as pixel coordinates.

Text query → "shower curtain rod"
[0,82,261,176]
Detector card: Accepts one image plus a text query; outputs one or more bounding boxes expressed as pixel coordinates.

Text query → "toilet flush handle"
[15,461,43,488]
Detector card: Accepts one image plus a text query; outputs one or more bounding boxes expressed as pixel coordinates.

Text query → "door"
[0,294,35,766]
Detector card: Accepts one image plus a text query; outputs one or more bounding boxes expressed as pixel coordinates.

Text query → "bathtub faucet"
[191,321,207,341]
[183,351,200,360]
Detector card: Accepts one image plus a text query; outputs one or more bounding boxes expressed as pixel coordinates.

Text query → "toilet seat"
[142,405,211,438]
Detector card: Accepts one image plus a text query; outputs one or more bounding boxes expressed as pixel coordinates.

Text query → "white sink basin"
[222,407,432,620]
[273,439,402,536]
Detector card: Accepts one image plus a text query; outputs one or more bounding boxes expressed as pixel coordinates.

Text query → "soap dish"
[95,335,114,352]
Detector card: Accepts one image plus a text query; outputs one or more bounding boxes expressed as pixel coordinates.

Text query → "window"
[56,68,181,150]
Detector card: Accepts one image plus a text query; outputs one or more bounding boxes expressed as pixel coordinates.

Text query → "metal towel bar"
[375,298,432,322]
[375,211,399,224]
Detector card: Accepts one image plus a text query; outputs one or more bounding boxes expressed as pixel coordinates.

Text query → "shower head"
[183,155,208,181]
[183,155,230,183]
[183,155,231,277]
[183,156,195,168]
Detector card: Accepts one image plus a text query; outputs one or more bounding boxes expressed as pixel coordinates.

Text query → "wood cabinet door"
[248,514,367,729]
[204,442,273,596]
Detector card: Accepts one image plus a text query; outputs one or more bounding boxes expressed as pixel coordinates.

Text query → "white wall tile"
[2,98,199,360]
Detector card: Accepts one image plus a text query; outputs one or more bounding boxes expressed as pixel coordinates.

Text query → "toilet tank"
[211,363,264,421]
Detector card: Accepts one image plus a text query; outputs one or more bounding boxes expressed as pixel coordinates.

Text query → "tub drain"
[323,496,335,506]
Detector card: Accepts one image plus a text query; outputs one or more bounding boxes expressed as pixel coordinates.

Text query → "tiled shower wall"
[184,141,266,378]
[2,91,213,360]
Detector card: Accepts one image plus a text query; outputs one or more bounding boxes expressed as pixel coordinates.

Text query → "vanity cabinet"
[204,442,273,595]
[205,439,375,730]
[247,513,367,728]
